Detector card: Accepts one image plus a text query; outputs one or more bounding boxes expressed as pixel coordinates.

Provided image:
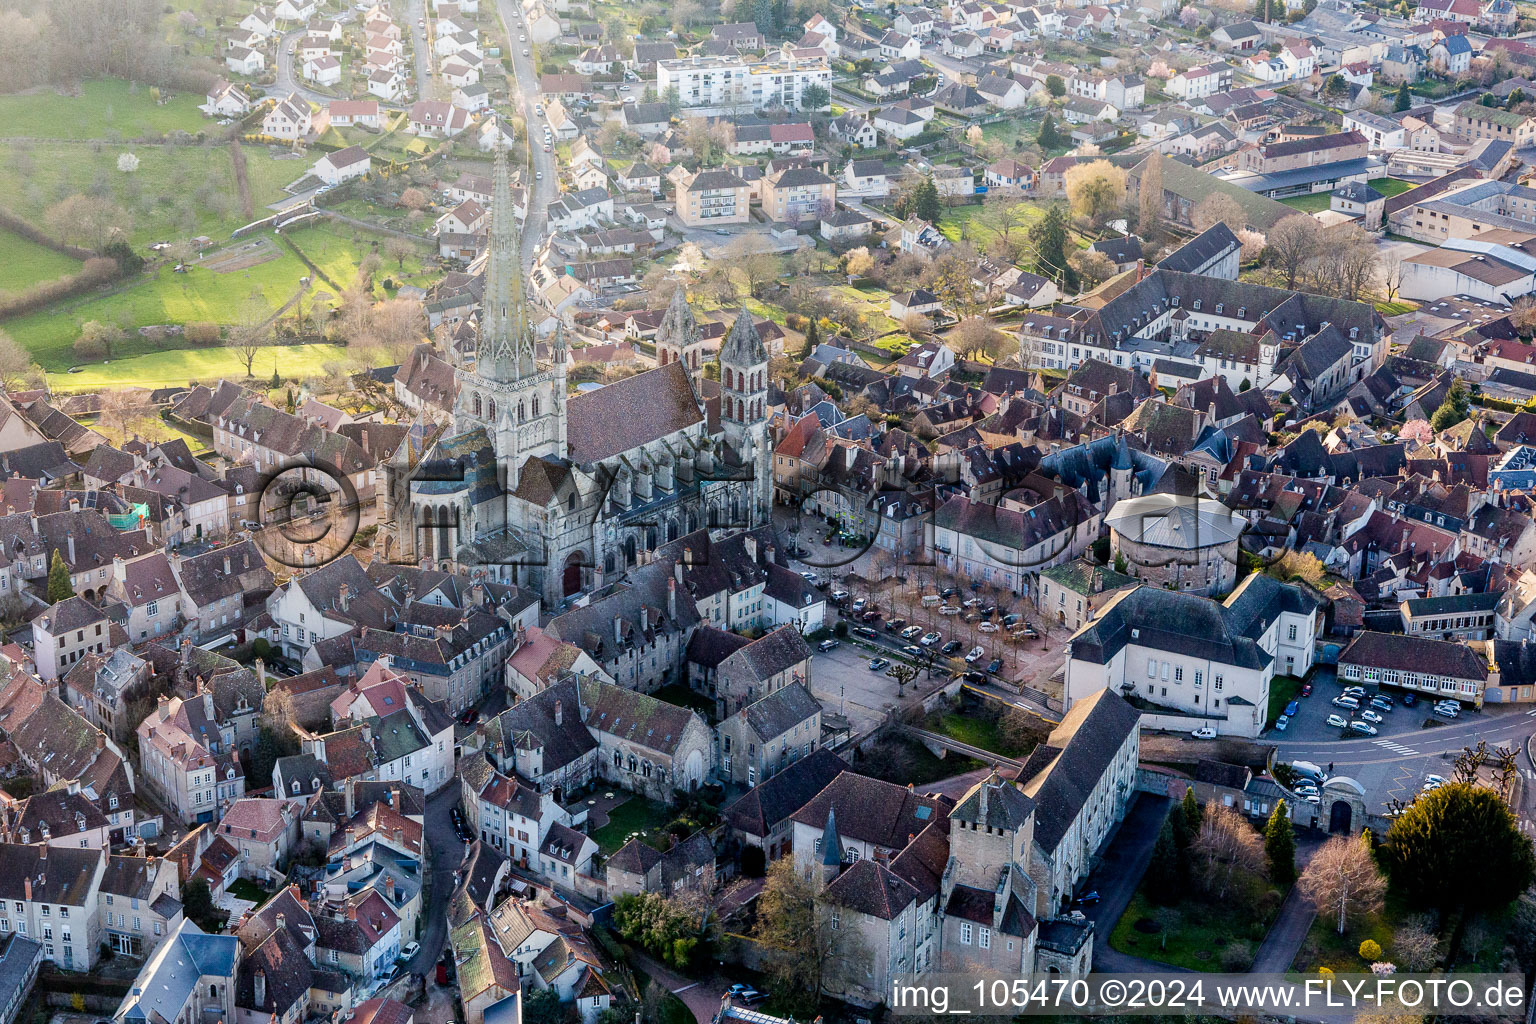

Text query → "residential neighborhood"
[0,0,1533,1020]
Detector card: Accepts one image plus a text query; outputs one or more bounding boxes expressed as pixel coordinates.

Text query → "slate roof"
[824,858,918,919]
[740,682,821,741]
[1014,690,1139,854]
[789,771,950,849]
[118,921,240,1024]
[1336,630,1488,680]
[565,361,703,464]
[722,747,849,839]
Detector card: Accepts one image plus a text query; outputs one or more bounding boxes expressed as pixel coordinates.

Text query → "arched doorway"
[1329,800,1352,834]
[562,551,586,597]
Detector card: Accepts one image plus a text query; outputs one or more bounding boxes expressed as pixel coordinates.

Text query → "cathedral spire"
[479,119,535,382]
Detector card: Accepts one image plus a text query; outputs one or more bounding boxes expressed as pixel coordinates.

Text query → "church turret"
[821,805,843,883]
[720,309,771,525]
[655,286,704,400]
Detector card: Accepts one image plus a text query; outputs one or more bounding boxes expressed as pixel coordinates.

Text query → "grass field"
[925,710,1038,759]
[939,200,1048,246]
[1368,177,1415,198]
[0,230,81,292]
[6,224,419,370]
[50,343,351,392]
[0,141,296,247]
[1109,882,1276,970]
[0,80,207,140]
[1278,191,1333,213]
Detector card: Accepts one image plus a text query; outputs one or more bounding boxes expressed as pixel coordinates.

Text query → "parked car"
[400,942,420,962]
[901,645,922,658]
[920,631,941,646]
[868,657,890,672]
[940,587,958,598]
[886,618,907,633]
[963,670,985,683]
[850,598,866,612]
[1300,683,1313,697]
[852,626,877,639]
[830,590,849,603]
[962,597,982,608]
[1326,713,1348,728]
[939,605,960,615]
[1191,726,1217,739]
[1284,700,1300,717]
[1360,709,1383,724]
[1001,613,1021,626]
[1071,891,1101,907]
[901,625,922,639]
[986,658,1003,673]
[1433,704,1460,719]
[1401,692,1417,706]
[1369,696,1393,712]
[978,621,1000,633]
[941,639,963,655]
[817,639,839,652]
[1348,720,1379,736]
[1332,695,1360,710]
[799,571,818,583]
[964,646,985,663]
[1274,714,1289,731]
[1342,685,1366,697]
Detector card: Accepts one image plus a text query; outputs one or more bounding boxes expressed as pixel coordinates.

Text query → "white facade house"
[1062,574,1322,737]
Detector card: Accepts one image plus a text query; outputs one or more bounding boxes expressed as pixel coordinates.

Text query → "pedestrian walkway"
[1249,840,1322,973]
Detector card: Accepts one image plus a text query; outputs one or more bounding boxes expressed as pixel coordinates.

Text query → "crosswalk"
[1373,738,1420,756]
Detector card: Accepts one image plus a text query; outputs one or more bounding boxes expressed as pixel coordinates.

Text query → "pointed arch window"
[473,394,482,417]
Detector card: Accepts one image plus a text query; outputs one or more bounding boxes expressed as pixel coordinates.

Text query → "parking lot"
[1273,664,1536,813]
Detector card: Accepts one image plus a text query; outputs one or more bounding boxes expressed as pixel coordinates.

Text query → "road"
[272,26,336,105]
[490,0,557,265]
[401,783,465,979]
[404,0,434,102]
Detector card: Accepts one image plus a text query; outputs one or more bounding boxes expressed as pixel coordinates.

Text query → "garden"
[0,79,208,141]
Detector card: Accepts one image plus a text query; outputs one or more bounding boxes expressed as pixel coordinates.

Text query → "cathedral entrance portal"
[563,551,588,597]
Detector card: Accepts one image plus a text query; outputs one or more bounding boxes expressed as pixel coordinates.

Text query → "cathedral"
[381,137,773,608]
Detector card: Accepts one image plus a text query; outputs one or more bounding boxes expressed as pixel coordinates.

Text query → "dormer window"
[1193,300,1202,310]
[1215,303,1223,315]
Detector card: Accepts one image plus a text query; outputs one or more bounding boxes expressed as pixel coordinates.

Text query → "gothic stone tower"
[452,125,568,495]
[719,309,772,522]
[654,286,705,398]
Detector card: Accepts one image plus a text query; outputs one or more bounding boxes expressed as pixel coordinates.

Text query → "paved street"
[491,0,556,262]
[272,26,337,104]
[401,784,466,979]
[405,0,435,102]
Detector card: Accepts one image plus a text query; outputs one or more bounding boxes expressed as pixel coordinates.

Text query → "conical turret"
[821,805,843,882]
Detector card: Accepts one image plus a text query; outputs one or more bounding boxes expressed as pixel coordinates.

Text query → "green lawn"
[0,230,80,292]
[1368,177,1415,198]
[226,878,273,907]
[925,710,1037,759]
[939,200,1047,245]
[1278,191,1333,213]
[1268,675,1302,728]
[8,224,420,370]
[49,343,350,392]
[589,796,674,856]
[1109,884,1275,970]
[0,79,207,140]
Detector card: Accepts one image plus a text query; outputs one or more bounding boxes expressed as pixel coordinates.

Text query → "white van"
[921,594,941,606]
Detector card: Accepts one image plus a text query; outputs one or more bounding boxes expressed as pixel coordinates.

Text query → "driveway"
[1249,838,1324,973]
[629,951,729,1024]
[1079,793,1173,973]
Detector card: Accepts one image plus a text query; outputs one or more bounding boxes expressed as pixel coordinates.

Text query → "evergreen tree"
[1145,819,1184,904]
[1037,114,1060,150]
[1430,377,1470,431]
[1480,92,1499,107]
[913,175,943,223]
[270,368,281,389]
[1265,800,1297,885]
[1181,787,1202,834]
[1168,798,1192,852]
[753,0,774,37]
[47,549,73,603]
[800,318,819,359]
[1028,204,1075,290]
[1508,88,1528,110]
[1395,82,1412,111]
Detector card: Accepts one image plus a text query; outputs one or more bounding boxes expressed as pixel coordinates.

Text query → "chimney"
[640,604,649,632]
[224,554,232,575]
[744,535,757,563]
[338,583,351,612]
[66,532,75,565]
[69,498,80,513]
[97,732,105,751]
[554,699,563,726]
[667,578,677,619]
[674,560,684,584]
[276,912,286,933]
[346,902,358,921]
[389,786,399,808]
[254,969,266,1007]
[613,615,623,645]
[22,877,30,901]
[386,874,396,901]
[181,638,191,668]
[765,544,775,564]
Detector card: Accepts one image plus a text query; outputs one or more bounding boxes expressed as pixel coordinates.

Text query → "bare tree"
[1392,915,1442,971]
[1192,803,1265,899]
[721,235,779,300]
[1068,248,1118,288]
[369,297,428,365]
[0,330,44,393]
[949,317,1006,362]
[1267,214,1324,289]
[1192,193,1245,234]
[754,858,869,1009]
[47,193,132,251]
[1297,832,1386,934]
[228,288,273,378]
